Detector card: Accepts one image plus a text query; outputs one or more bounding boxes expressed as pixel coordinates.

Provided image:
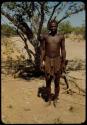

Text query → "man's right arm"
[39,35,46,69]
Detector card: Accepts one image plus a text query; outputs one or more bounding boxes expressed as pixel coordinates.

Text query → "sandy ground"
[1,37,86,124]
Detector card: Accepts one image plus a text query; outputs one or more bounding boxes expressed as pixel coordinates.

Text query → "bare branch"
[58,6,85,24]
[1,9,38,49]
[1,9,33,38]
[48,2,61,23]
[37,2,45,40]
[17,29,35,59]
[1,9,17,26]
[68,78,86,94]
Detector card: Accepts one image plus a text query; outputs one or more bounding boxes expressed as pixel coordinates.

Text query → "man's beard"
[50,30,57,35]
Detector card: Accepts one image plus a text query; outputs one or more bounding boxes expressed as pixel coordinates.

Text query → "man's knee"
[54,72,61,81]
[54,72,61,87]
[46,74,52,82]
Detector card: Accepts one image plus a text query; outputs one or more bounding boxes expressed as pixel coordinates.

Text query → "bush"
[58,21,73,34]
[1,24,17,36]
[72,25,85,39]
[58,21,85,39]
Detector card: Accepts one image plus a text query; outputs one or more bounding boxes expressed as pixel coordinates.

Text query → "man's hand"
[62,64,66,72]
[61,59,66,72]
[40,61,45,71]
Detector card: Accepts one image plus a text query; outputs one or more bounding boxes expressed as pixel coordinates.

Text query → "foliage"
[41,27,48,34]
[58,21,85,39]
[58,21,73,34]
[72,24,85,39]
[1,24,17,36]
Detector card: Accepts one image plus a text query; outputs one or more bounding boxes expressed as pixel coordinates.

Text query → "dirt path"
[1,71,86,124]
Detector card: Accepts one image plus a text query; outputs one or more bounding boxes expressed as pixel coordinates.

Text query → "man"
[39,19,66,106]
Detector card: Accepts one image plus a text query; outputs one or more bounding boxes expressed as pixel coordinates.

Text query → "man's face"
[50,22,57,33]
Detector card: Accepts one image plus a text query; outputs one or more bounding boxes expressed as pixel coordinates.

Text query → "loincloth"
[45,56,61,76]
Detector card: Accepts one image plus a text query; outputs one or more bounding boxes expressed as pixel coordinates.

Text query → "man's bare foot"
[46,98,51,106]
[53,99,57,107]
[53,97,59,107]
[48,98,51,105]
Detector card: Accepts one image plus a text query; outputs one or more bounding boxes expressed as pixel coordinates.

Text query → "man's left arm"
[61,35,66,70]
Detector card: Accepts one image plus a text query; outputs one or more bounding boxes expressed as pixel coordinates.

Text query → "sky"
[1,2,85,27]
[63,11,85,26]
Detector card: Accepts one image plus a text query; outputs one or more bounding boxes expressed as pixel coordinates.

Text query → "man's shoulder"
[57,32,65,39]
[57,32,64,37]
[42,33,48,37]
[40,33,48,39]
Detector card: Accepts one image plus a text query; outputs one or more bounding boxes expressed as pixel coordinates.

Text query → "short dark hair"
[47,19,58,30]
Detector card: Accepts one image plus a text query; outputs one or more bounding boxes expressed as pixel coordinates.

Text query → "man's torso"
[44,33,63,58]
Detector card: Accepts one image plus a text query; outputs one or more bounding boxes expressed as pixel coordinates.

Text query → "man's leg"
[45,73,52,103]
[63,75,69,89]
[53,71,61,106]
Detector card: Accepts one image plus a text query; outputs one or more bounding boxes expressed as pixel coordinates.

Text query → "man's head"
[48,19,58,34]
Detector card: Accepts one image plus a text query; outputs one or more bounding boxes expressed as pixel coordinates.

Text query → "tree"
[1,2,85,72]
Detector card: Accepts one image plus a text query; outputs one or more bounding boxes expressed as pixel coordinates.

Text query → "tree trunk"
[34,46,41,72]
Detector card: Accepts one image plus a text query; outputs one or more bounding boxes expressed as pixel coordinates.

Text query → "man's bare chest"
[45,35,61,45]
